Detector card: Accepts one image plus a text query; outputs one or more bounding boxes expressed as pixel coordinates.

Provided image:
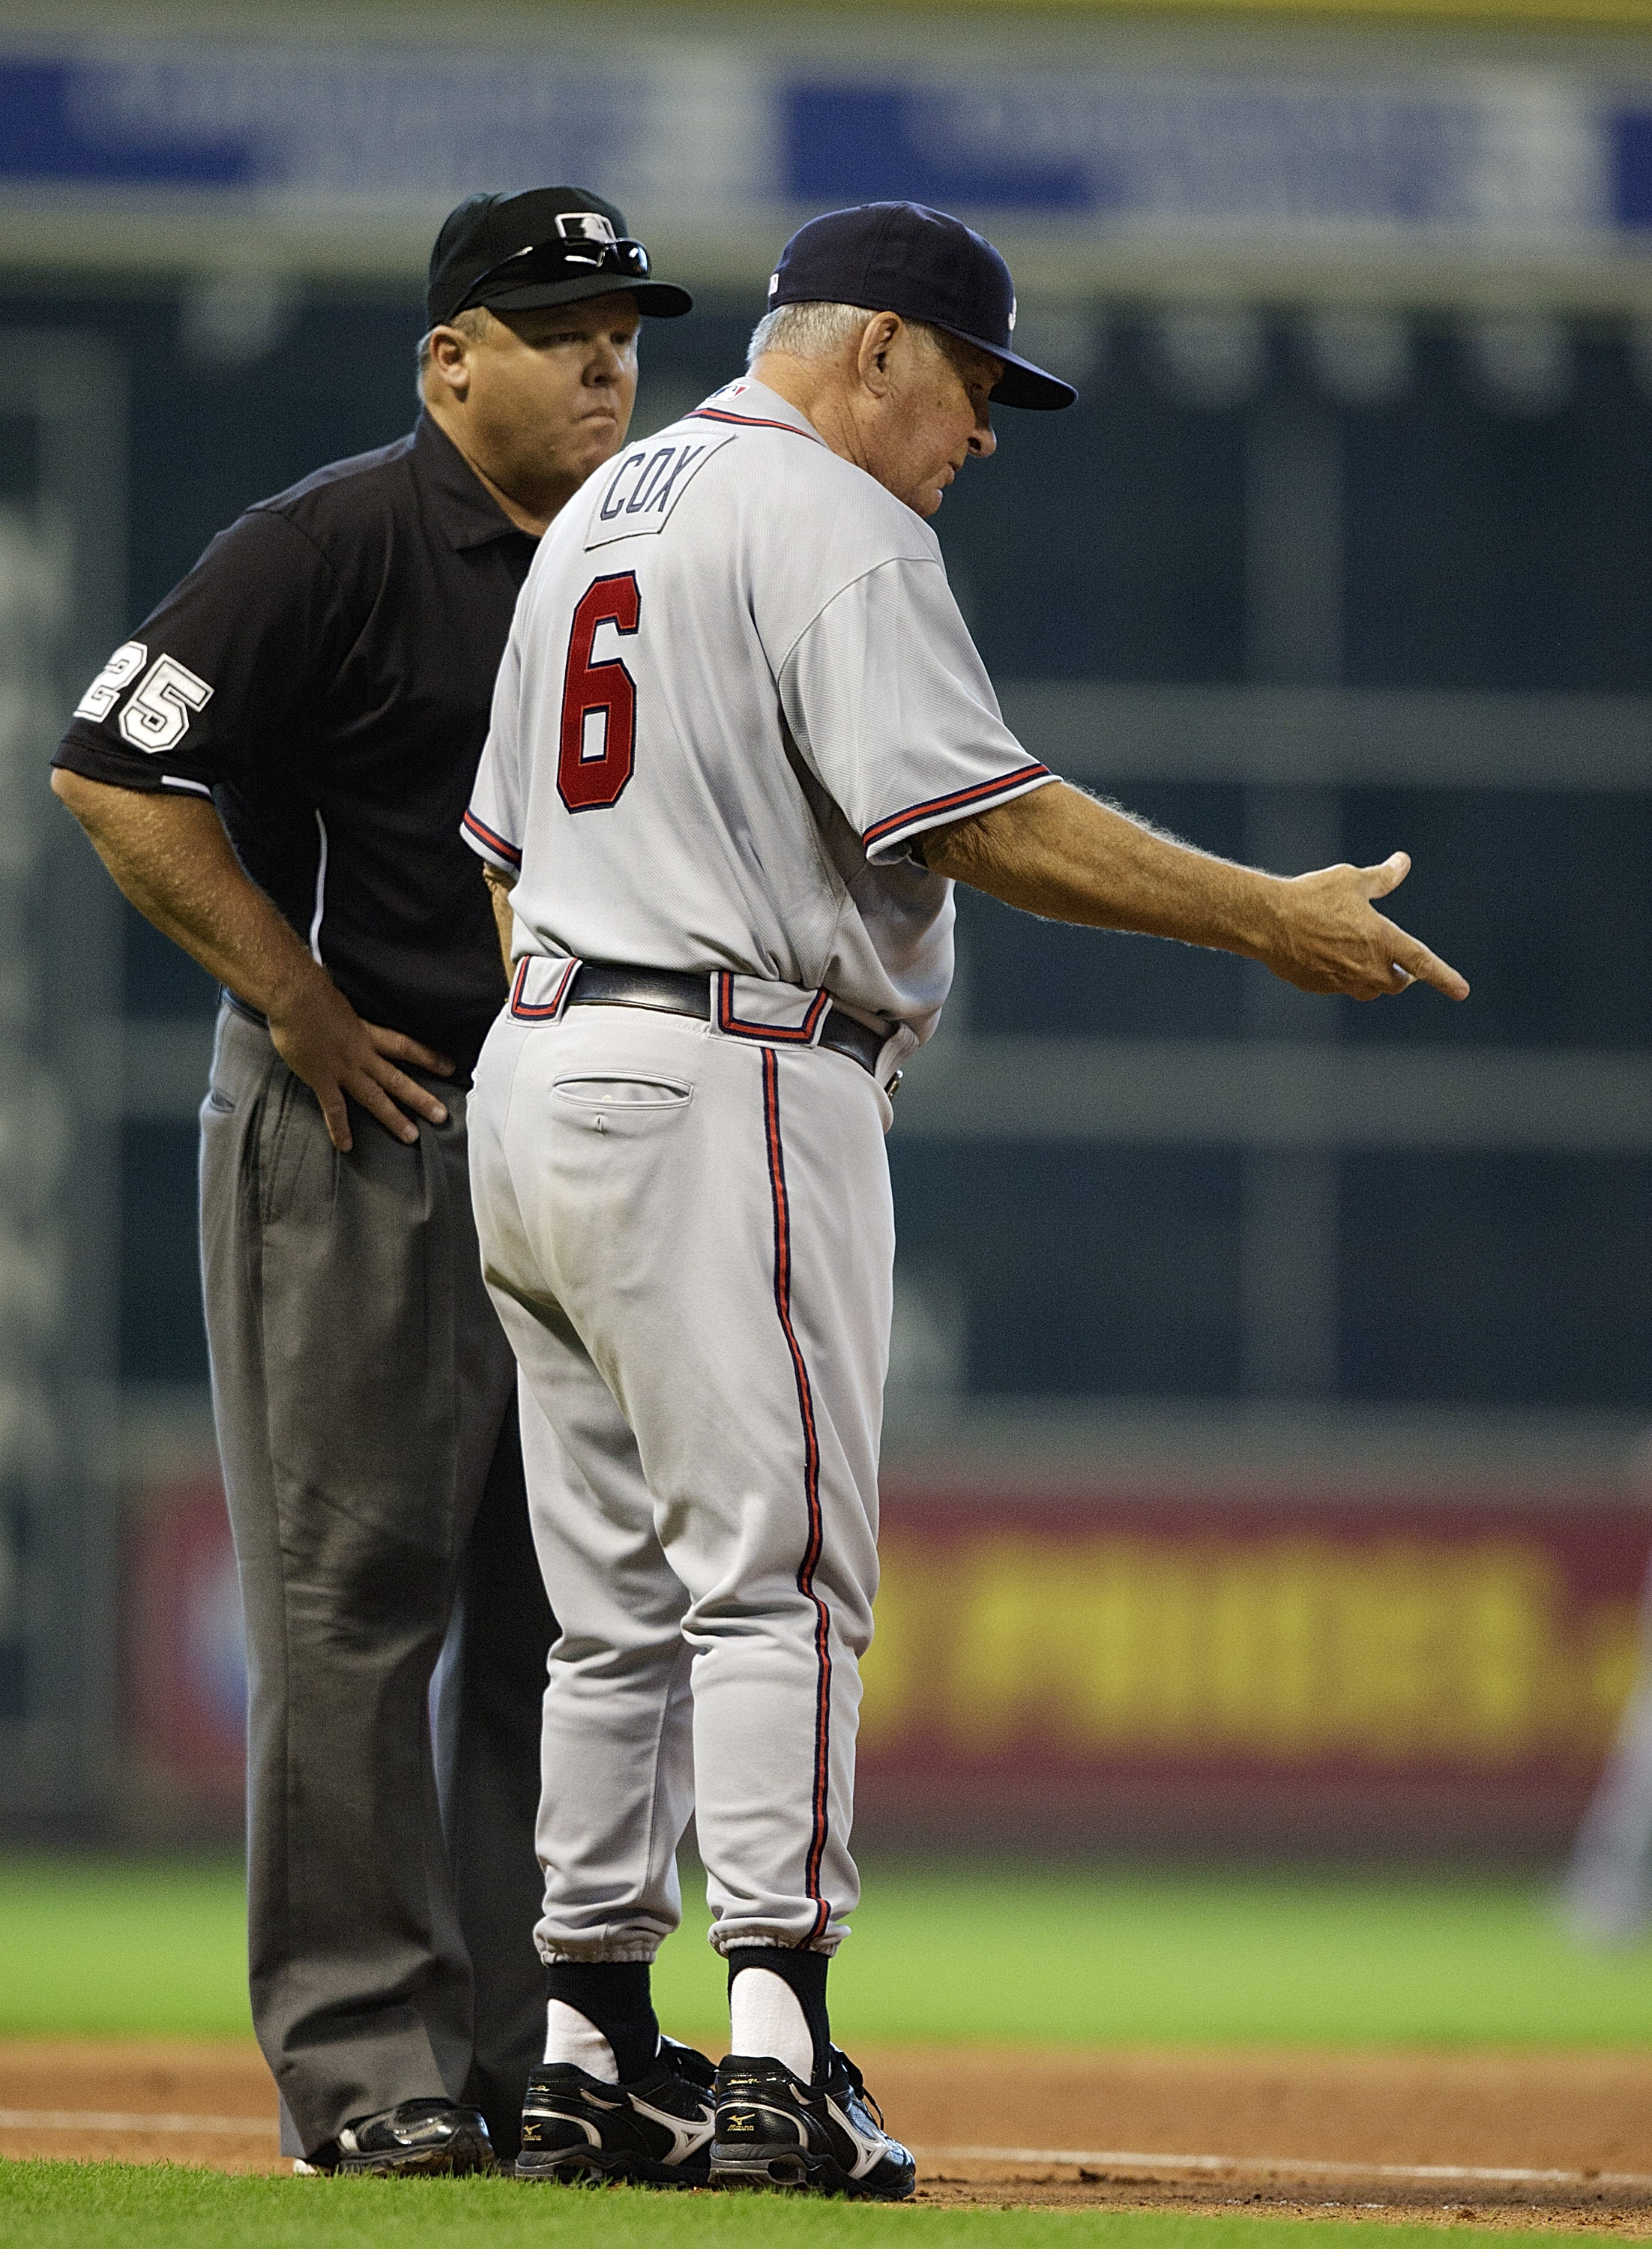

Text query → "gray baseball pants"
[467,993,893,1965]
[198,998,553,2160]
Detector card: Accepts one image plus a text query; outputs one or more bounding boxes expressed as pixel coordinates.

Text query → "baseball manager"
[51,187,690,2175]
[463,199,1468,2194]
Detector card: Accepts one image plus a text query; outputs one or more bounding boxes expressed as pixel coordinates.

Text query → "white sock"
[543,1999,620,2082]
[729,1966,814,2080]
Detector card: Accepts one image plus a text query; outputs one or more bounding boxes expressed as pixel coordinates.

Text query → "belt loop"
[509,956,581,1023]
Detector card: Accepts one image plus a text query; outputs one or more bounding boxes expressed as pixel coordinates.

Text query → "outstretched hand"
[1265,852,1469,1001]
[268,973,455,1152]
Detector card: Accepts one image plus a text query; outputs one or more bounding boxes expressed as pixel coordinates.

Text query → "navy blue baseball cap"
[767,202,1075,411]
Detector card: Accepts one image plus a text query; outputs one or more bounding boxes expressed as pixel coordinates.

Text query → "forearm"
[922,775,1468,1002]
[50,768,325,1013]
[52,766,456,1149]
[923,781,1282,960]
[483,863,516,978]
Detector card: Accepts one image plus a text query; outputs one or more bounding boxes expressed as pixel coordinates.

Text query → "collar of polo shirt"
[414,414,539,550]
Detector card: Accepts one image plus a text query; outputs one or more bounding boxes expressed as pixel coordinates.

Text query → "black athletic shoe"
[515,2036,717,2186]
[709,2047,915,2200]
[300,2098,494,2177]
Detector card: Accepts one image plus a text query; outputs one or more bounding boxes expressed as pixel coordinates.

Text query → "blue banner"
[0,37,1648,248]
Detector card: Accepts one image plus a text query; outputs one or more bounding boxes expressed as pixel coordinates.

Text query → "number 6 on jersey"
[558,573,640,812]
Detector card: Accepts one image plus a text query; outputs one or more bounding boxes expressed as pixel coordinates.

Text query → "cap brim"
[932,322,1076,410]
[472,273,694,320]
[992,355,1079,410]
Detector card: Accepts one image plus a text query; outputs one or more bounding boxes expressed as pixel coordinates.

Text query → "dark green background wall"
[11,279,1647,1407]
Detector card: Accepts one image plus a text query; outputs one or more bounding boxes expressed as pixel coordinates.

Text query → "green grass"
[795,1864,1652,2049]
[0,1855,253,2037]
[4,1853,1652,2047]
[0,2166,1614,2249]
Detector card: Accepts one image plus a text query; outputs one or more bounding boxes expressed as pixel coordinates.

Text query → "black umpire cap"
[427,187,693,331]
[768,201,1075,411]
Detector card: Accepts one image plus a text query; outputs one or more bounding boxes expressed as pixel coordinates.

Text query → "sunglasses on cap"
[458,233,654,311]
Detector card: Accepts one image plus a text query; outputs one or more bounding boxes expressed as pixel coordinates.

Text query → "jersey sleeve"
[52,508,341,799]
[461,621,524,876]
[777,556,1056,866]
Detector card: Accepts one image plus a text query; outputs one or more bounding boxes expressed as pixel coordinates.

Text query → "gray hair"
[747,301,878,367]
[415,304,492,389]
[747,300,984,389]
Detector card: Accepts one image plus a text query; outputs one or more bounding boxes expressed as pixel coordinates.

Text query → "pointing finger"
[1387,924,1470,1001]
[1364,851,1411,899]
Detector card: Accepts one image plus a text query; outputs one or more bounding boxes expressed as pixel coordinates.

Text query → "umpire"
[50,187,691,2174]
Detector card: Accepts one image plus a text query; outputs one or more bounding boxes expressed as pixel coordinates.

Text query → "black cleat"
[514,2036,717,2186]
[710,2047,915,2200]
[301,2097,494,2176]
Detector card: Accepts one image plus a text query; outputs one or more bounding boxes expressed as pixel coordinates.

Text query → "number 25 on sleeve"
[118,654,214,753]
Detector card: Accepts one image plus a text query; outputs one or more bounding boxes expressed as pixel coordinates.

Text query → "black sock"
[726,1945,831,2081]
[545,1961,660,2084]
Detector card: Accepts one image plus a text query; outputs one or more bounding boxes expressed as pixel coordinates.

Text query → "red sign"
[123,1479,246,1822]
[854,1487,1651,1855]
[119,1471,1651,1854]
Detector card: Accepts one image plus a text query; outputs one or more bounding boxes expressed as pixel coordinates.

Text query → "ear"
[854,313,904,399]
[424,325,474,403]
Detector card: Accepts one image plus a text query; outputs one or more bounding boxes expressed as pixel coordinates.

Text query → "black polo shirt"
[54,414,537,1074]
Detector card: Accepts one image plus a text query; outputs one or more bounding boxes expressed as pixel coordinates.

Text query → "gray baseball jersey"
[462,377,1055,1044]
[464,374,1057,1988]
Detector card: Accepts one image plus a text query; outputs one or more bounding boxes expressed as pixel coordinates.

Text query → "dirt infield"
[7,2039,1652,2228]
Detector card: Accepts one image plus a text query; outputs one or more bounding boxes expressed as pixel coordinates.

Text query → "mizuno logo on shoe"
[826,2093,890,2179]
[632,2095,714,2165]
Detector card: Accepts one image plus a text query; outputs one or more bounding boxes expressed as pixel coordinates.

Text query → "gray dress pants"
[198,999,552,2161]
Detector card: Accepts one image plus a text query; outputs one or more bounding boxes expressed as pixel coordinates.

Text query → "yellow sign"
[861,1532,1638,1768]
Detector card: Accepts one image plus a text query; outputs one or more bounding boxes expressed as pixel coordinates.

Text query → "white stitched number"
[117,654,214,753]
[558,573,639,813]
[73,640,148,723]
[76,642,214,753]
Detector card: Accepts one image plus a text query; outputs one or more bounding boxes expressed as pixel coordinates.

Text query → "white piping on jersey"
[307,810,328,964]
[158,772,211,797]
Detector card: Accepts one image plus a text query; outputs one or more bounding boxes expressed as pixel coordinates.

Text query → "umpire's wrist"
[259,946,342,1033]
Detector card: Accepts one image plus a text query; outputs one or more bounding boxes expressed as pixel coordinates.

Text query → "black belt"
[566,960,889,1080]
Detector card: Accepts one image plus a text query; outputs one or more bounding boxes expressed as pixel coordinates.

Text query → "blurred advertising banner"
[1,34,1651,262]
[120,1470,1649,1852]
[856,1490,1651,1856]
[122,1478,246,1832]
